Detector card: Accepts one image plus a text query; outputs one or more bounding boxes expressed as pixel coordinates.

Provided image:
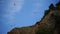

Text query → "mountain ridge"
[7,1,60,34]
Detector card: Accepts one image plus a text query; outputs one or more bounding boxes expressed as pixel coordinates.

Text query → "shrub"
[36,28,53,34]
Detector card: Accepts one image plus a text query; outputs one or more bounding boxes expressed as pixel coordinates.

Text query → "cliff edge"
[7,2,60,34]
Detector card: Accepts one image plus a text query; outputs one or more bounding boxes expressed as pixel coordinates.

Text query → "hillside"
[7,2,60,34]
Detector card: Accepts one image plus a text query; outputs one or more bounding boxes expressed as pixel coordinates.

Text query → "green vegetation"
[56,1,60,10]
[44,10,50,16]
[36,2,60,34]
[44,4,54,16]
[49,4,55,9]
[36,28,53,34]
[43,1,60,20]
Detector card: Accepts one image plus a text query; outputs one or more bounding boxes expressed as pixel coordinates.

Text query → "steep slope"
[7,2,60,34]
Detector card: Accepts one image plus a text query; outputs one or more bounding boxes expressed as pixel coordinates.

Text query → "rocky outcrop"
[7,2,60,34]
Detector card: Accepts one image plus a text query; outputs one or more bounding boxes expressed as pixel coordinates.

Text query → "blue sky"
[0,0,59,34]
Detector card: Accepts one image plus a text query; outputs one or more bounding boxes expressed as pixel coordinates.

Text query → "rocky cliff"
[7,2,60,34]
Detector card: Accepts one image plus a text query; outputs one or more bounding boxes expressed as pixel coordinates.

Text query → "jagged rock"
[7,2,60,34]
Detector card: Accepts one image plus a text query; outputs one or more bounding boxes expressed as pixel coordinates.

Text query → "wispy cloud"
[3,0,24,20]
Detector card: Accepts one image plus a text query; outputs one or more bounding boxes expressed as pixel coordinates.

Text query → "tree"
[56,1,60,10]
[49,4,55,10]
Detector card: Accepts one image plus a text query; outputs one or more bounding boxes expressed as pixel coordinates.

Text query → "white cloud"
[2,0,24,23]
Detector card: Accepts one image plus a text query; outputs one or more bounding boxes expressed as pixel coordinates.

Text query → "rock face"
[7,2,60,34]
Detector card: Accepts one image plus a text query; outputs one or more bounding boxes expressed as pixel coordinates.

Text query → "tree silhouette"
[56,1,60,10]
[49,4,55,10]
